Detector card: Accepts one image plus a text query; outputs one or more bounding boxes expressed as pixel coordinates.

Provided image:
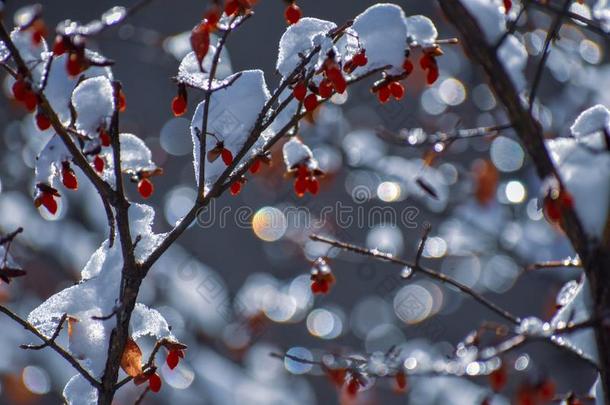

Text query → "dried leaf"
[120,338,143,378]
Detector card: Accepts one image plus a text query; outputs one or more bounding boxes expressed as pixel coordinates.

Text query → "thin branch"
[525,0,610,38]
[196,13,244,201]
[415,223,431,267]
[0,305,100,388]
[526,258,581,272]
[0,227,23,245]
[528,0,571,113]
[309,233,521,325]
[21,313,68,350]
[134,386,150,405]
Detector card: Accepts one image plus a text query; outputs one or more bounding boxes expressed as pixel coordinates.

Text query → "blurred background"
[0,0,608,404]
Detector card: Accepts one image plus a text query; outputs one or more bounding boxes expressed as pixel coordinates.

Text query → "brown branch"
[438,2,610,402]
[0,305,100,388]
[309,233,521,324]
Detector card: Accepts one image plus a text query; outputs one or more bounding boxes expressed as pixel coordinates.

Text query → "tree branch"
[0,305,100,388]
[309,233,521,325]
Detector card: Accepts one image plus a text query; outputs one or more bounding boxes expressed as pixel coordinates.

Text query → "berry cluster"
[292,163,321,197]
[11,79,38,112]
[310,257,334,294]
[371,48,441,104]
[292,49,363,113]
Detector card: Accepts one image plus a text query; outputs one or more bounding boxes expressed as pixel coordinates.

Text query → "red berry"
[395,372,407,391]
[172,95,187,117]
[307,177,319,195]
[420,54,433,70]
[221,148,233,166]
[489,366,507,392]
[148,373,162,393]
[39,192,58,215]
[389,81,405,100]
[191,22,210,65]
[166,350,181,370]
[99,129,111,147]
[32,31,43,46]
[62,166,78,190]
[352,51,368,67]
[294,176,307,197]
[285,3,302,25]
[503,0,512,13]
[377,85,391,104]
[538,379,555,401]
[326,66,343,84]
[403,59,414,75]
[250,159,261,174]
[544,197,561,223]
[318,79,333,99]
[66,53,82,77]
[36,111,51,131]
[224,0,239,16]
[292,82,307,101]
[205,6,221,28]
[138,178,154,199]
[560,191,574,209]
[427,67,439,85]
[230,181,242,196]
[303,94,318,112]
[12,80,27,101]
[53,36,66,55]
[93,156,105,173]
[118,90,127,112]
[23,91,37,112]
[346,376,360,397]
[331,74,347,94]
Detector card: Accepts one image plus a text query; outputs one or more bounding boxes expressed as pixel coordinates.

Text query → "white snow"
[63,374,97,405]
[570,104,610,138]
[177,45,233,90]
[119,133,157,174]
[406,15,438,48]
[72,76,115,136]
[546,106,610,239]
[35,134,71,186]
[459,0,506,43]
[276,18,337,78]
[550,277,599,365]
[46,52,113,126]
[130,303,174,341]
[27,203,169,404]
[352,4,408,74]
[282,137,317,171]
[190,69,270,187]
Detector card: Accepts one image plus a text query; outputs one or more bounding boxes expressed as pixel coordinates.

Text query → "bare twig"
[415,223,431,267]
[0,305,100,388]
[309,233,521,324]
[529,0,571,112]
